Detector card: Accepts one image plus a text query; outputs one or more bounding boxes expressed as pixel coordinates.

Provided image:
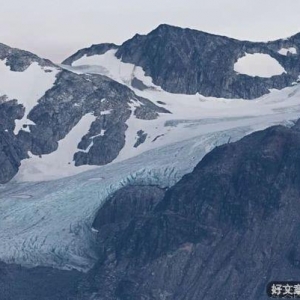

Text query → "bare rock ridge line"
[0,42,169,183]
[1,24,300,183]
[64,24,300,99]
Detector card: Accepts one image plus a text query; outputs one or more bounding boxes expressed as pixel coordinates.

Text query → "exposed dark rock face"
[93,185,166,230]
[62,43,118,66]
[131,77,149,91]
[77,120,300,299]
[0,43,55,71]
[65,24,300,99]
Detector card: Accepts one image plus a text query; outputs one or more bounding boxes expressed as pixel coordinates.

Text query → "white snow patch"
[0,60,59,134]
[234,53,286,78]
[15,113,98,181]
[88,177,105,181]
[100,109,112,115]
[64,49,156,89]
[278,47,297,56]
[78,129,106,154]
[20,119,35,133]
[90,130,106,138]
[80,141,94,153]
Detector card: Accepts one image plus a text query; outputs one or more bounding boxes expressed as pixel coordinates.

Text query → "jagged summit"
[63,24,300,99]
[62,42,118,65]
[146,23,238,40]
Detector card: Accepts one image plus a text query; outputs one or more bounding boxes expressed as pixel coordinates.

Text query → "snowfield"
[234,53,286,77]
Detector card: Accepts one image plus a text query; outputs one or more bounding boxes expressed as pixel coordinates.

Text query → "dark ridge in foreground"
[3,120,300,299]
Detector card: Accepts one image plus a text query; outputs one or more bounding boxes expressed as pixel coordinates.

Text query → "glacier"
[0,112,298,271]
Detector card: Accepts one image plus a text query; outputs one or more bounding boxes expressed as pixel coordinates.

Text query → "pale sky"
[0,0,300,63]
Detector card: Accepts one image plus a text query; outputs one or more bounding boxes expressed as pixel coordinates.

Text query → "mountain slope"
[77,120,300,300]
[0,42,54,71]
[64,24,300,99]
[2,25,300,183]
[0,43,168,183]
[2,120,300,299]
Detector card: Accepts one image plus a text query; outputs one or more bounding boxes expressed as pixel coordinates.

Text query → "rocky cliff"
[0,43,168,183]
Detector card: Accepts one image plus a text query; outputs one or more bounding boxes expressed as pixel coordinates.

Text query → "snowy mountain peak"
[64,25,300,99]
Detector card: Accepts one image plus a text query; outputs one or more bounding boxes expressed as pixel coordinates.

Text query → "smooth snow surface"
[0,59,59,134]
[234,53,286,77]
[278,47,297,56]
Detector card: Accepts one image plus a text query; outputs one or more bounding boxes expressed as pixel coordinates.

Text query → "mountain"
[2,120,300,299]
[1,24,300,300]
[0,43,168,183]
[64,24,300,99]
[77,120,300,300]
[1,25,300,183]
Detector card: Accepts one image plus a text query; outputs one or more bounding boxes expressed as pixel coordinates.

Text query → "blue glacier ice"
[0,112,297,271]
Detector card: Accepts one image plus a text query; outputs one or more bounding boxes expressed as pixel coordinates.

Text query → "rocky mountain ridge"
[64,24,300,99]
[0,43,168,183]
